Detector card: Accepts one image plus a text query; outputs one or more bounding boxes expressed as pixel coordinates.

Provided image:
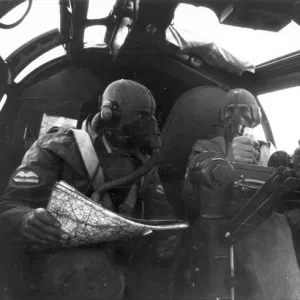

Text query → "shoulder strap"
[69,129,113,208]
[70,129,104,186]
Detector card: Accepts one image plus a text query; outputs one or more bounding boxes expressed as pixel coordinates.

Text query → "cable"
[0,0,33,29]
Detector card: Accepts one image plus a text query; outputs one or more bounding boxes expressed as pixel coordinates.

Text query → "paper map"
[47,181,188,247]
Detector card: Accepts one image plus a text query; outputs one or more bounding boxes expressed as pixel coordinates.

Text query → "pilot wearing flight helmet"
[0,79,178,300]
[180,88,300,300]
[189,88,276,166]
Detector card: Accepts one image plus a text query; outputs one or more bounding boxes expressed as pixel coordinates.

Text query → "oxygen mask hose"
[91,112,162,197]
[96,148,160,196]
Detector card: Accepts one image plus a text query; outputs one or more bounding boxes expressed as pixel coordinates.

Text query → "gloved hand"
[155,234,179,260]
[21,208,69,250]
[232,136,260,164]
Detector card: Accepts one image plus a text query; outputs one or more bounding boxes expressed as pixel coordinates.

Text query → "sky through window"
[1,1,300,152]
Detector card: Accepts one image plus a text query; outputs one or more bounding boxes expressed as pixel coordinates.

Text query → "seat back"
[159,86,228,218]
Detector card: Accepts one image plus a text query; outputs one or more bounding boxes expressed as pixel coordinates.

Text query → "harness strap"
[70,128,113,209]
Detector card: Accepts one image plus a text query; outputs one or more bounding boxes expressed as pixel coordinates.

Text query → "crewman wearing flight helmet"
[179,88,300,300]
[0,79,179,300]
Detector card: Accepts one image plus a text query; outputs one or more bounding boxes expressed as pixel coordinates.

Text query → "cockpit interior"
[1,1,300,299]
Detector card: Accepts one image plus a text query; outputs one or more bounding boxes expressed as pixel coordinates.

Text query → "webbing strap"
[70,128,113,208]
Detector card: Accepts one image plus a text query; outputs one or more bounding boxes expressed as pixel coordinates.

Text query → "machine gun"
[185,152,300,300]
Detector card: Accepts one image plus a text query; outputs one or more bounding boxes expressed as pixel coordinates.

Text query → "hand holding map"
[47,181,189,247]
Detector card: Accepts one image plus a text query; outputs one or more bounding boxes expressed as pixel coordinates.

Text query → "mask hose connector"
[96,148,160,197]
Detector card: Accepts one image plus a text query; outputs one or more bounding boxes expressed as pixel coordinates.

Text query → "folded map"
[47,181,189,247]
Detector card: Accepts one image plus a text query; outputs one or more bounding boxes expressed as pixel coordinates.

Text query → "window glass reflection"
[14,45,66,83]
[0,1,59,59]
[171,3,300,67]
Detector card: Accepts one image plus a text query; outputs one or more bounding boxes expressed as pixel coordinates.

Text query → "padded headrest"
[158,86,228,218]
[159,85,228,181]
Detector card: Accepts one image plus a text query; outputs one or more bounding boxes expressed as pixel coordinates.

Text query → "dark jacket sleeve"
[188,140,208,162]
[0,139,62,246]
[182,139,225,222]
[140,167,177,220]
[181,140,210,221]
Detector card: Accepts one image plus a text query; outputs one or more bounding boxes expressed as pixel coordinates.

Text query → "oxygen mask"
[224,103,253,141]
[218,88,262,142]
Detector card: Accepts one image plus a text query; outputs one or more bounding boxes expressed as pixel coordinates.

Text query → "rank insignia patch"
[12,170,39,185]
[156,184,164,195]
